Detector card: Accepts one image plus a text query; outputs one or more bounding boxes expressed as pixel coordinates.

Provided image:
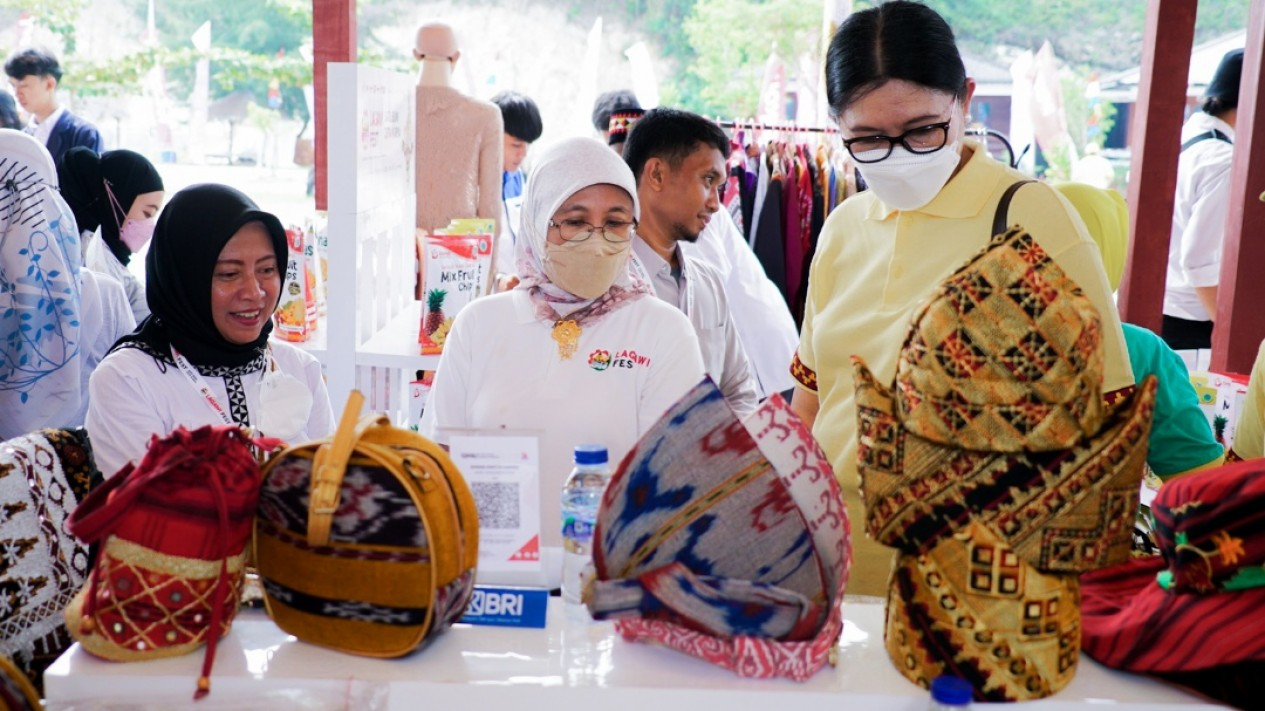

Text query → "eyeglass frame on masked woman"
[547,217,637,243]
[842,119,952,163]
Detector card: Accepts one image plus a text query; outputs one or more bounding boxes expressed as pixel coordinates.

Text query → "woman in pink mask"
[58,146,165,321]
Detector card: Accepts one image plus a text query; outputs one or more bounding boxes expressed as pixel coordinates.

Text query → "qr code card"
[448,433,542,574]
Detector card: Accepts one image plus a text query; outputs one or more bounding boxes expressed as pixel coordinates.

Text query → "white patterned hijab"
[514,135,651,326]
[0,129,85,439]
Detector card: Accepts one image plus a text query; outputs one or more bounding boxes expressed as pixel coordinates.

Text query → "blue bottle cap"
[573,444,608,465]
[930,675,973,705]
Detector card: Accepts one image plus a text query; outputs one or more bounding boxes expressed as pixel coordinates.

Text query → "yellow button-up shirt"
[795,141,1134,595]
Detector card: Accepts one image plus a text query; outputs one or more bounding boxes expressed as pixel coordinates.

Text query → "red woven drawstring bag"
[65,425,270,700]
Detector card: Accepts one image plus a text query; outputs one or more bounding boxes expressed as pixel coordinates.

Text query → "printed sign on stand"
[447,431,544,585]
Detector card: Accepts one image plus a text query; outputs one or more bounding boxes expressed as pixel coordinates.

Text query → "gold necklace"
[551,319,582,359]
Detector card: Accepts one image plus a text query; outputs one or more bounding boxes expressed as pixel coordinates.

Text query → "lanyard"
[171,346,272,428]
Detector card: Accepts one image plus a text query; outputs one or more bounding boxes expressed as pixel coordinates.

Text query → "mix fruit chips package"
[418,220,493,355]
[274,226,313,342]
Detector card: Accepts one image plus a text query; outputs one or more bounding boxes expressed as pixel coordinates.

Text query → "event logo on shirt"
[588,349,611,371]
[588,348,651,372]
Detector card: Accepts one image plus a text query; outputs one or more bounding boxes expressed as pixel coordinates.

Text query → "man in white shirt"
[1162,48,1242,351]
[623,108,759,418]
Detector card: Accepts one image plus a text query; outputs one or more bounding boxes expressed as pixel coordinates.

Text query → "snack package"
[274,226,312,342]
[418,221,493,354]
[304,222,326,319]
[316,223,330,311]
[1189,370,1250,449]
[410,370,435,428]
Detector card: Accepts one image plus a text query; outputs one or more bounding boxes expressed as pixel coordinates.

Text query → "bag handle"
[991,179,1036,238]
[307,390,391,545]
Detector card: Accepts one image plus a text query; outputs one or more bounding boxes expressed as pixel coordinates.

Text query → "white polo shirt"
[1164,111,1235,322]
[420,289,705,550]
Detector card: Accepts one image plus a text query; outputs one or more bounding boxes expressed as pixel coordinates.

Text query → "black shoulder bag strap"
[992,179,1037,237]
[1180,129,1232,152]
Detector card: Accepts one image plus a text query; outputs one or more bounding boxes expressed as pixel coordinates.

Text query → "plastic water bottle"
[929,675,973,710]
[560,444,611,603]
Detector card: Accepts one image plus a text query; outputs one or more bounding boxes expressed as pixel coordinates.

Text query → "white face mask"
[857,142,961,211]
[543,234,632,299]
[257,366,313,442]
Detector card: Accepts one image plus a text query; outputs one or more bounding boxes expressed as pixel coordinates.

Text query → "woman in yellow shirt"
[791,1,1134,595]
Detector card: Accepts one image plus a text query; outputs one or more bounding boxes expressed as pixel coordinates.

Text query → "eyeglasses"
[548,218,637,243]
[842,120,952,164]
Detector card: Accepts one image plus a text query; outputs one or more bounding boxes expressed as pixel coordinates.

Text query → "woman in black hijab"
[85,184,335,477]
[58,147,165,320]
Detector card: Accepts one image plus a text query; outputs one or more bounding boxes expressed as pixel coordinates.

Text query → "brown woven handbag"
[253,391,479,656]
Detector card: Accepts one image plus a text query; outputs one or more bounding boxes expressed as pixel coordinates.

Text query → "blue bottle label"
[562,516,594,541]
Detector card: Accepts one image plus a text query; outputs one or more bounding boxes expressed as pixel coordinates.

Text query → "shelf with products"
[356,300,442,371]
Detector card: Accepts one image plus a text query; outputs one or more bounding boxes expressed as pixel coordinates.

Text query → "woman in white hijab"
[421,136,704,584]
[0,129,135,439]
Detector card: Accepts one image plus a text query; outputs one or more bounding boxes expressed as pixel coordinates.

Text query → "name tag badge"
[460,586,549,628]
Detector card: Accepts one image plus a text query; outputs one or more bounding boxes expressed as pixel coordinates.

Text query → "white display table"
[44,600,1226,711]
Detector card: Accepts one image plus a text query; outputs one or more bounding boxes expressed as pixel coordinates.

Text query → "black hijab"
[111,183,287,368]
[57,147,164,266]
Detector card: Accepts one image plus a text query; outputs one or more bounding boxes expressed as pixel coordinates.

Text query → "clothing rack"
[715,119,839,135]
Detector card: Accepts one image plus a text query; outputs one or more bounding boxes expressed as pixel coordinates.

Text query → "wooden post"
[1210,0,1265,374]
[313,0,356,211]
[1116,0,1197,332]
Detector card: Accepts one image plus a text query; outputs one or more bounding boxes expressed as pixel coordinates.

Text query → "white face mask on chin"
[857,142,961,211]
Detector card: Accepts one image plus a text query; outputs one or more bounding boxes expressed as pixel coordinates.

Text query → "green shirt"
[1122,323,1224,477]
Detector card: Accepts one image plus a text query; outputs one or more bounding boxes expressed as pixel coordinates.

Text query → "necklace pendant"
[552,319,582,359]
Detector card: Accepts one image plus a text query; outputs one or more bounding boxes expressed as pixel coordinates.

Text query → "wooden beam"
[313,0,356,211]
[1210,0,1265,374]
[1117,0,1197,332]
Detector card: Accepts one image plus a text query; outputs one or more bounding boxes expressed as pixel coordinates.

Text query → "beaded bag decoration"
[65,425,268,700]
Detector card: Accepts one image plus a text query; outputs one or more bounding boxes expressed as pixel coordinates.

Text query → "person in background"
[1162,48,1243,352]
[58,147,165,322]
[606,108,645,156]
[794,1,1133,595]
[623,108,758,417]
[4,48,103,165]
[490,90,542,290]
[0,89,20,129]
[601,103,799,401]
[592,89,642,150]
[1057,181,1224,480]
[86,184,335,478]
[1232,341,1265,461]
[421,136,704,588]
[0,129,134,439]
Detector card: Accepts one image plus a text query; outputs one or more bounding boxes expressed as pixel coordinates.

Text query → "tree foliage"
[680,0,819,116]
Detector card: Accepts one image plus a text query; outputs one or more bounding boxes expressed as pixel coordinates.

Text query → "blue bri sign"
[459,586,549,628]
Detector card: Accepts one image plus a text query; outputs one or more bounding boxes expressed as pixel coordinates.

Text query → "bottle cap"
[930,675,973,705]
[573,444,608,465]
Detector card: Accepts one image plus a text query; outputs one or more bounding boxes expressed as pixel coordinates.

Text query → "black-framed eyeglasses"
[547,218,637,243]
[842,120,952,164]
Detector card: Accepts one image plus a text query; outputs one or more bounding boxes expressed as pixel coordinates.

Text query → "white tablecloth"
[44,600,1228,711]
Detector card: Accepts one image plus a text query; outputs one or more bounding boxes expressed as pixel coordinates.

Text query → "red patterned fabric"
[1081,458,1265,673]
[65,425,266,700]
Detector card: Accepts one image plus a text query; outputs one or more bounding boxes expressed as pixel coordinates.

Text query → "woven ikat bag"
[254,391,479,657]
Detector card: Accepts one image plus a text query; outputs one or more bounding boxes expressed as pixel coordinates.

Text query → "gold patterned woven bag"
[254,391,479,657]
[853,220,1155,701]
